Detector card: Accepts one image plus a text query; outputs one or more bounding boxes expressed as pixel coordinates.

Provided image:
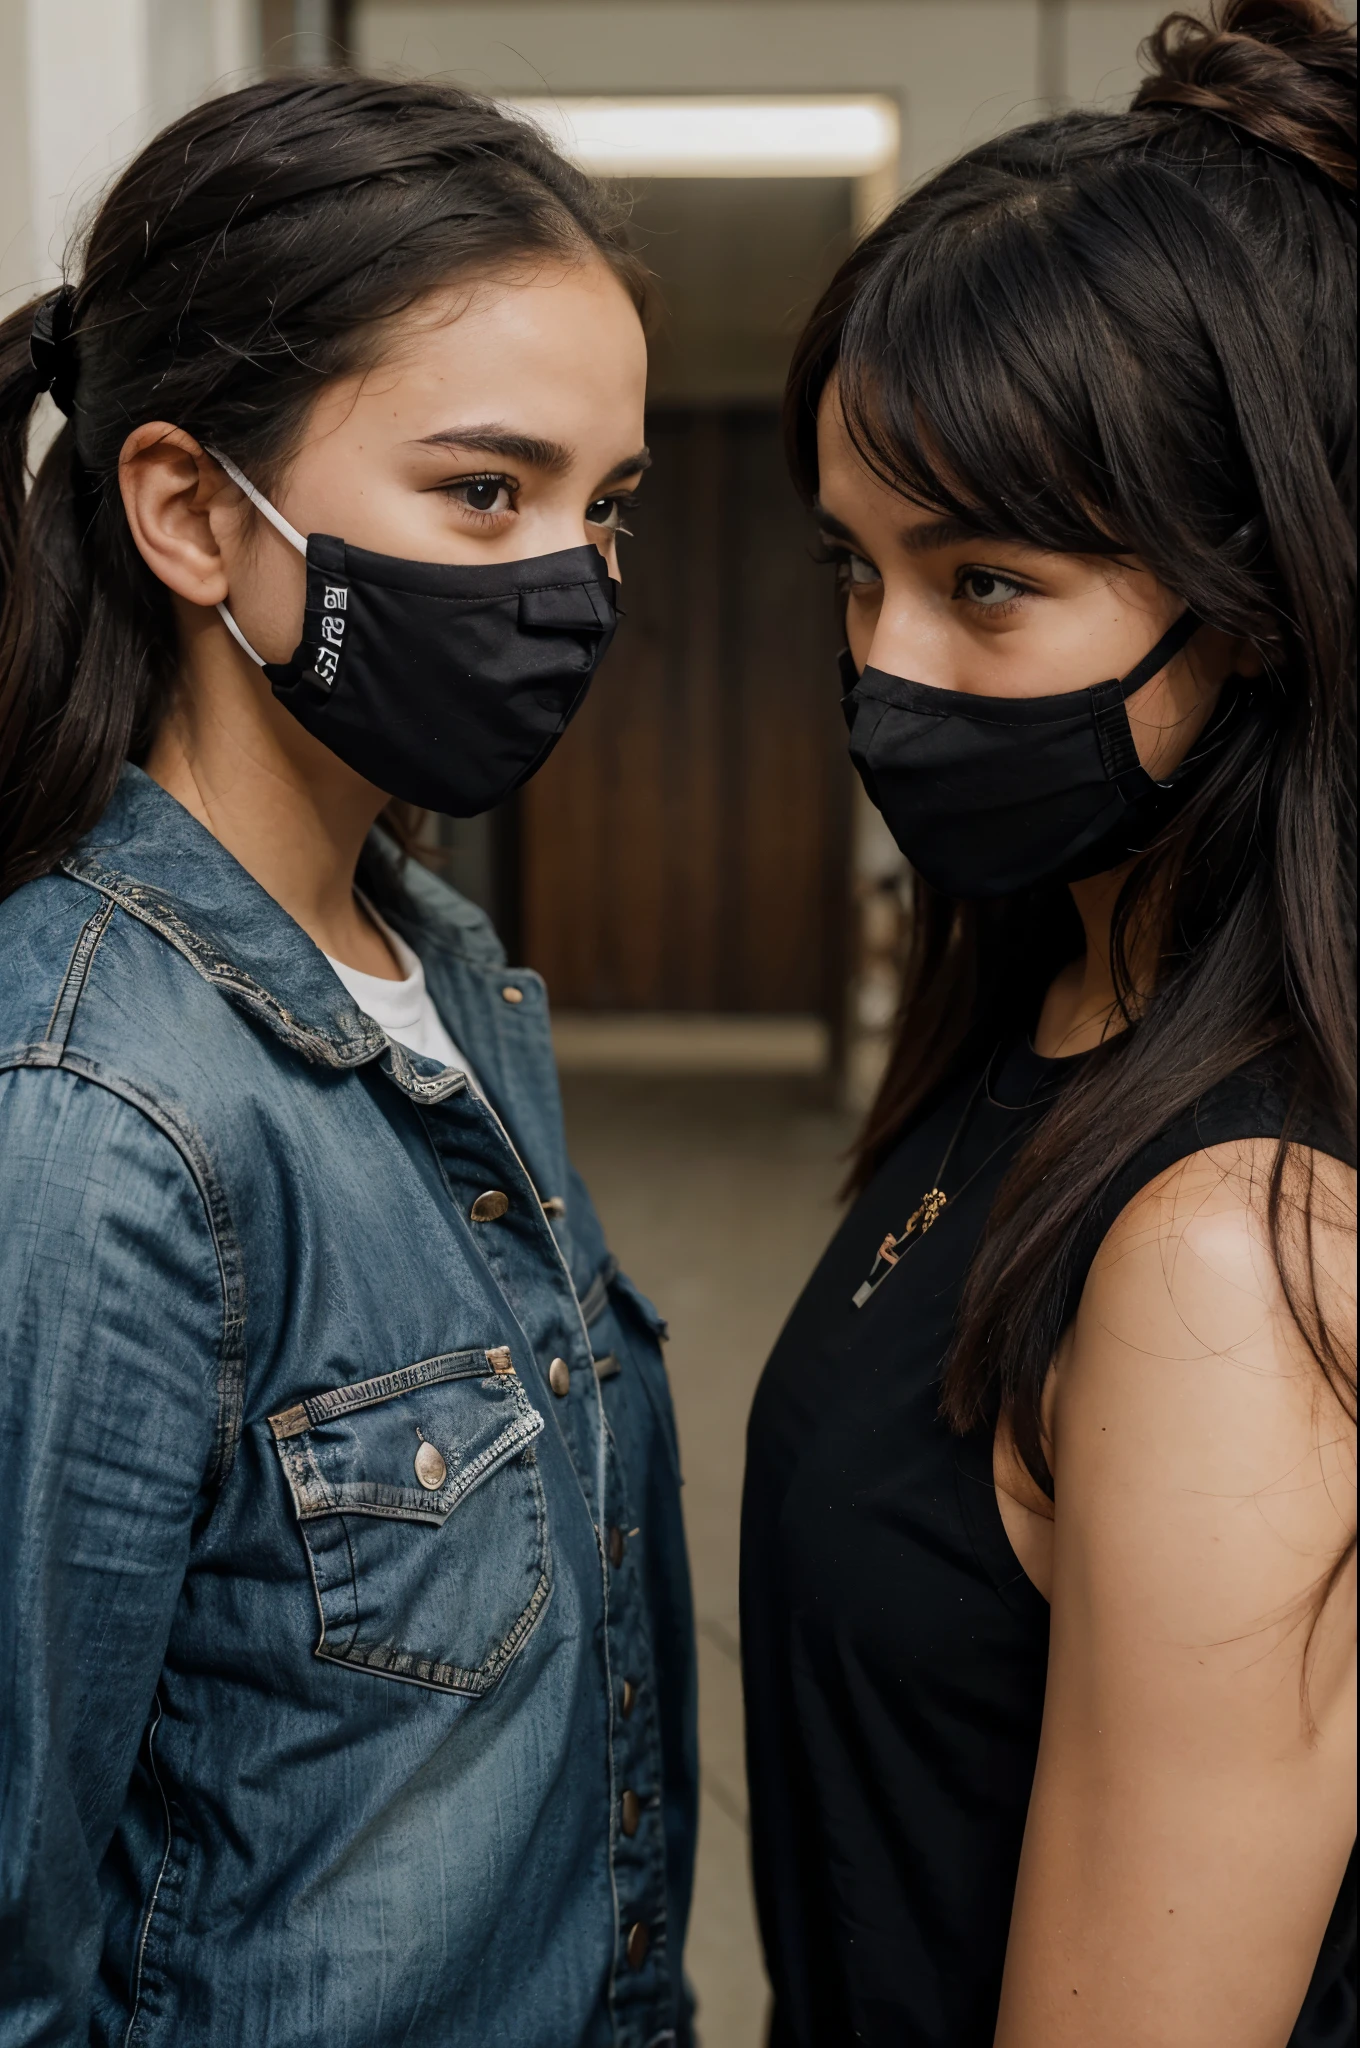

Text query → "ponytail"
[0,75,645,898]
[0,292,147,896]
[0,298,48,592]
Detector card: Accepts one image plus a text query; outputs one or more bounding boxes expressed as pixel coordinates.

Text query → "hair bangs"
[831,189,1161,562]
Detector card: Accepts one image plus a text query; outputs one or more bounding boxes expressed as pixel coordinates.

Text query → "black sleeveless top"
[740,1040,1355,2048]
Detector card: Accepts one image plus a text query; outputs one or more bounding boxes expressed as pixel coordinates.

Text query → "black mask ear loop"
[1088,609,1201,791]
[204,447,309,668]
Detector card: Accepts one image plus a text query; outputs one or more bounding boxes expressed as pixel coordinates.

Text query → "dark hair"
[785,0,1356,1485]
[0,74,646,895]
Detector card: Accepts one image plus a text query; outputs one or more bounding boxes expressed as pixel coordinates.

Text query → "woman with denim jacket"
[0,77,696,2048]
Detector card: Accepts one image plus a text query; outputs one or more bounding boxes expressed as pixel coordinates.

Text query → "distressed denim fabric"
[0,766,697,2048]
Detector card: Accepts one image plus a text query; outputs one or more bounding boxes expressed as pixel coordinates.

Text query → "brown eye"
[447,475,514,516]
[958,567,1026,607]
[586,495,635,534]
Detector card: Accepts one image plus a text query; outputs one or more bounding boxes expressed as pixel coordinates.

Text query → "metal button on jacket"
[620,1788,641,1837]
[626,1922,651,1970]
[548,1356,571,1398]
[621,1678,637,1718]
[500,985,524,1004]
[470,1189,510,1222]
[413,1440,447,1490]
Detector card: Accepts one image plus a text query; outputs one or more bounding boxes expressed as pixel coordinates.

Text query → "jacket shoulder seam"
[5,1053,248,1491]
[36,895,119,1062]
[59,854,382,1069]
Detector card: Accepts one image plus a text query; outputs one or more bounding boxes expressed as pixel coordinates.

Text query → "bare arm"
[996,1141,1357,2048]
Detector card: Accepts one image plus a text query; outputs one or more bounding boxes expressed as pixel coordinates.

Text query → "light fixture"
[505,96,900,179]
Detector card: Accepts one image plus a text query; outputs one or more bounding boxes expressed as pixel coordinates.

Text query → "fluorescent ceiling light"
[506,97,899,179]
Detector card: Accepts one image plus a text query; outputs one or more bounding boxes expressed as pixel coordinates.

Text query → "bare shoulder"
[1073,1135,1355,1422]
[1054,1135,1355,1707]
[1090,1132,1353,1298]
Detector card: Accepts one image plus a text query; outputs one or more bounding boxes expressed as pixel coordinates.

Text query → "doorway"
[521,405,849,1015]
[510,176,857,1052]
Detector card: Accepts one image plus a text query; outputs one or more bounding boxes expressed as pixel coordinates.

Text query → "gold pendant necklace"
[850,1053,1029,1309]
[852,1187,951,1308]
[851,1187,949,1309]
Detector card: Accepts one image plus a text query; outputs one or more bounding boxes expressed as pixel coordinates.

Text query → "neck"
[144,603,402,977]
[1033,863,1151,1059]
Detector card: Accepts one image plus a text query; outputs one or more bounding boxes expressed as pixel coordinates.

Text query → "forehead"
[330,258,647,433]
[414,257,641,346]
[814,389,947,535]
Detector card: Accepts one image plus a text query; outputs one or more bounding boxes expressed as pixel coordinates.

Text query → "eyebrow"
[813,501,1010,556]
[415,425,651,489]
[812,503,859,545]
[899,514,999,555]
[597,447,651,489]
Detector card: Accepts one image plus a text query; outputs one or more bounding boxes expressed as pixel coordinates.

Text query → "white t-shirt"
[325,914,472,1077]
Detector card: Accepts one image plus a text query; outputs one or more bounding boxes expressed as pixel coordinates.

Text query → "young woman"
[0,78,696,2048]
[741,4,1356,2044]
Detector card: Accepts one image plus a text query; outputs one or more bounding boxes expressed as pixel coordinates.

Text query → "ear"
[118,425,244,606]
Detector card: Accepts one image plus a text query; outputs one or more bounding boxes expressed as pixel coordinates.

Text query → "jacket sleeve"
[0,1067,223,2046]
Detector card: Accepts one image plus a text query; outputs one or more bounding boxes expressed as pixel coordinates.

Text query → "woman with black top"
[741,4,1356,2044]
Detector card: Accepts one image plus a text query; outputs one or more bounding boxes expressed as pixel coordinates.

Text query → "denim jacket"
[0,767,697,2048]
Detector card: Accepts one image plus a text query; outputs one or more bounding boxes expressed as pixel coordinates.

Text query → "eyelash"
[442,472,517,523]
[440,473,638,536]
[953,566,1032,615]
[811,539,879,590]
[814,540,1035,616]
[587,491,638,537]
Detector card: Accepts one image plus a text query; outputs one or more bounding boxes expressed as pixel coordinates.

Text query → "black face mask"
[841,609,1204,898]
[210,451,617,816]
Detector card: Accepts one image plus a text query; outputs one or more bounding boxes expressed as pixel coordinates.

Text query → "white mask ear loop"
[205,445,308,667]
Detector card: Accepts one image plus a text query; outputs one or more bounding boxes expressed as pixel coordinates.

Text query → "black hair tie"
[30,285,79,418]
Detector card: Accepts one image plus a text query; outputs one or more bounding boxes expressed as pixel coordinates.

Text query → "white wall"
[354,0,1176,196]
[0,0,30,310]
[0,0,257,316]
[1067,0,1173,103]
[0,0,1192,320]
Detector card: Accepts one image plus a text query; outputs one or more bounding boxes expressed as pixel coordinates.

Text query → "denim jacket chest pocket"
[269,1348,551,1695]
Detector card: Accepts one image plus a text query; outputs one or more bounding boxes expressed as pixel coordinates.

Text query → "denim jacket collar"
[63,764,450,1077]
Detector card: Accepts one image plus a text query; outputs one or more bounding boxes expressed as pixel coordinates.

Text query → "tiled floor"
[560,1073,854,2048]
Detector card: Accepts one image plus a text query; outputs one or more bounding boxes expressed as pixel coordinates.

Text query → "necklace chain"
[850,1051,1032,1309]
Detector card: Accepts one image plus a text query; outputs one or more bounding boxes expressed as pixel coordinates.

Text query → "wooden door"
[517,408,851,1025]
